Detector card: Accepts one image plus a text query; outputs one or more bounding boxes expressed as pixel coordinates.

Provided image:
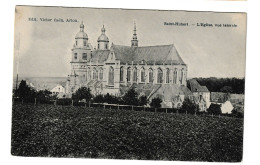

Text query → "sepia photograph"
[12,5,246,162]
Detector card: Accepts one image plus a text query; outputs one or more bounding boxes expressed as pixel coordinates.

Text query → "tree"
[181,98,197,114]
[138,95,148,106]
[150,97,162,108]
[36,89,53,103]
[220,86,233,93]
[72,87,92,102]
[122,87,139,106]
[16,80,36,102]
[93,94,105,103]
[207,103,222,115]
[103,93,120,104]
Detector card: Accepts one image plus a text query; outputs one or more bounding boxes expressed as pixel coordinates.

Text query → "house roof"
[187,79,209,92]
[111,44,186,65]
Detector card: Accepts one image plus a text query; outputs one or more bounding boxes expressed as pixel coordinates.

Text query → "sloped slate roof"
[111,44,185,65]
[187,79,209,92]
[91,50,110,63]
[149,84,193,101]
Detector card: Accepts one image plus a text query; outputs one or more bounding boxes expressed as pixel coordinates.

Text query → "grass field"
[11,103,243,162]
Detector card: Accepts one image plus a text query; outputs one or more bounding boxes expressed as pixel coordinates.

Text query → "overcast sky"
[13,6,246,78]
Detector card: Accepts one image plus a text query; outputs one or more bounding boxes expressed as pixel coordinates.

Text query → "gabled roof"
[111,44,186,65]
[187,79,209,92]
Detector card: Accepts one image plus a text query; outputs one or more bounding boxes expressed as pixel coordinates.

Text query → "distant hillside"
[193,77,245,94]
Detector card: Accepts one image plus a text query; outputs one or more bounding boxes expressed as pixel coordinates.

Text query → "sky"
[13,6,247,78]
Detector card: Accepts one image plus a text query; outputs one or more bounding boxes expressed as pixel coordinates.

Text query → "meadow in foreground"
[11,104,243,162]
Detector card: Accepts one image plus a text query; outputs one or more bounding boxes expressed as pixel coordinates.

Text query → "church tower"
[68,21,93,93]
[71,21,92,63]
[97,25,109,50]
[131,22,138,47]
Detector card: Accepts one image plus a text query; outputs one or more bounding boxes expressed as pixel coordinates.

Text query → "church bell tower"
[131,22,138,47]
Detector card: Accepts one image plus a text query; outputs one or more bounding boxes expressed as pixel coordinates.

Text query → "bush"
[93,94,105,103]
[207,103,222,115]
[150,97,162,108]
[15,80,37,103]
[72,87,92,103]
[104,93,121,104]
[138,95,148,106]
[122,87,139,106]
[231,108,244,118]
[181,98,198,114]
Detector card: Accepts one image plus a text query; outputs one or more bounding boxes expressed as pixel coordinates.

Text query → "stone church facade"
[66,22,196,108]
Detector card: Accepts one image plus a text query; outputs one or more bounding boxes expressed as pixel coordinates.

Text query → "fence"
[12,97,241,118]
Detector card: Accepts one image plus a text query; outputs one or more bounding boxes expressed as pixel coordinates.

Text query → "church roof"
[111,44,185,65]
[91,50,110,63]
[75,31,88,39]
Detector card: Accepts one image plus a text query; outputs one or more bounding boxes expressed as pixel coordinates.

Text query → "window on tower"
[84,41,87,46]
[74,53,77,60]
[98,43,100,49]
[105,44,108,49]
[82,53,87,60]
[76,41,77,46]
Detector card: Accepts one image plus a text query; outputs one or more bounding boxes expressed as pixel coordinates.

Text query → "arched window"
[166,68,170,83]
[127,67,131,82]
[99,68,103,80]
[157,68,163,83]
[179,69,184,84]
[108,66,114,85]
[141,67,145,83]
[93,68,98,80]
[84,41,87,46]
[120,67,124,82]
[133,67,137,82]
[149,68,153,83]
[180,68,184,84]
[74,53,77,60]
[87,68,91,81]
[173,68,177,84]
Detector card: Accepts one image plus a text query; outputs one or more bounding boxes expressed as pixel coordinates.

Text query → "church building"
[66,22,193,108]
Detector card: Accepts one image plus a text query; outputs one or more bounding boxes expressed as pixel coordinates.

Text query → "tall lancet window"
[133,67,137,82]
[108,66,114,85]
[120,67,124,82]
[180,69,184,84]
[127,67,131,82]
[173,68,177,84]
[166,68,170,83]
[141,67,145,83]
[157,68,163,84]
[87,68,91,81]
[99,68,103,80]
[93,68,98,80]
[149,68,153,83]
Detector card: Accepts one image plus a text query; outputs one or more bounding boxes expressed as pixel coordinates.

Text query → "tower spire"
[131,21,138,47]
[80,20,84,32]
